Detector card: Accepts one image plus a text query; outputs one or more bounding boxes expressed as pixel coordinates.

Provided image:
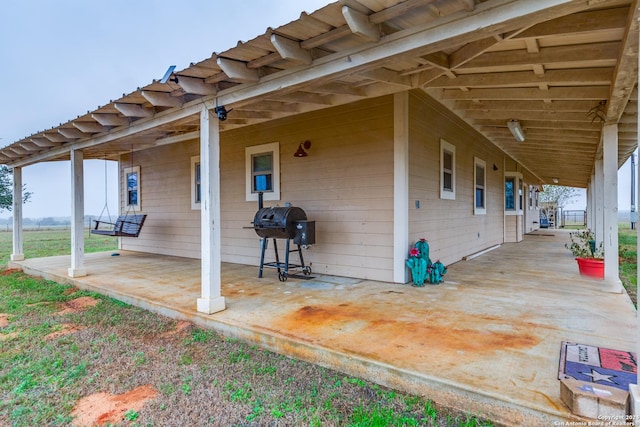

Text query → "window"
[191,156,201,210]
[246,142,280,202]
[440,139,456,200]
[505,172,523,214]
[474,157,486,215]
[124,165,141,211]
[505,177,515,211]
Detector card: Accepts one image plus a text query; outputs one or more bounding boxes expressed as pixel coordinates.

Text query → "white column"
[602,124,621,292]
[197,106,226,314]
[68,149,87,277]
[393,92,409,283]
[631,22,640,412]
[10,166,24,262]
[587,173,595,230]
[594,157,604,245]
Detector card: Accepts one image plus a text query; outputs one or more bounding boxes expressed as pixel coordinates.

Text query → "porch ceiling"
[2,0,637,188]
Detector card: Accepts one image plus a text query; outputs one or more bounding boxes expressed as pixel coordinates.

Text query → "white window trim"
[191,155,201,210]
[440,139,455,200]
[245,142,280,202]
[474,157,486,215]
[504,172,523,216]
[124,165,141,212]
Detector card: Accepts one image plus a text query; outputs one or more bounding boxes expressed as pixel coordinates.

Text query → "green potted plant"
[565,229,604,279]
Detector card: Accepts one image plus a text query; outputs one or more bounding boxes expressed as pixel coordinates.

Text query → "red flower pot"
[576,257,604,279]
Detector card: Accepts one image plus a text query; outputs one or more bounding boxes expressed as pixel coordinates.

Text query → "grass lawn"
[0,228,117,266]
[618,224,637,307]
[0,230,493,426]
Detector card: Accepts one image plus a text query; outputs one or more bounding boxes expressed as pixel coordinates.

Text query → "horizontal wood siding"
[408,91,505,265]
[222,97,395,281]
[119,142,201,257]
[122,97,395,281]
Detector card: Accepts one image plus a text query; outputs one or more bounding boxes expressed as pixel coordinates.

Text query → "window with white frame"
[504,172,523,214]
[474,157,486,215]
[191,156,201,210]
[124,165,141,211]
[245,142,280,202]
[440,139,455,200]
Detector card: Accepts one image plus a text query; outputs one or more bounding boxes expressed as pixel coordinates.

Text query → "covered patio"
[10,230,637,426]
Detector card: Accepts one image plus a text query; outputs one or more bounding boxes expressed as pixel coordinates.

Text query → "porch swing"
[91,152,147,238]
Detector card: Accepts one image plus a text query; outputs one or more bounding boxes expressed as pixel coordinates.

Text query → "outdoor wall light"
[294,140,311,157]
[507,119,526,142]
[214,106,230,121]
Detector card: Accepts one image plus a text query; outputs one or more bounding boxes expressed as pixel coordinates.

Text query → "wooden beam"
[73,121,108,134]
[267,91,333,105]
[421,52,450,70]
[30,137,61,147]
[454,99,604,112]
[466,110,597,121]
[114,103,154,118]
[449,36,501,69]
[604,2,638,123]
[514,6,629,40]
[18,142,39,151]
[43,133,67,143]
[458,0,475,12]
[270,34,312,65]
[91,113,129,127]
[216,57,259,83]
[355,68,412,87]
[176,75,218,95]
[442,86,611,101]
[370,0,437,23]
[457,41,620,72]
[342,6,380,42]
[58,128,88,139]
[429,68,613,88]
[141,90,183,108]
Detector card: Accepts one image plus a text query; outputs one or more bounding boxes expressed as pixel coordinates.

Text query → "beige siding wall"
[122,97,395,281]
[119,90,535,280]
[119,142,201,258]
[407,91,505,265]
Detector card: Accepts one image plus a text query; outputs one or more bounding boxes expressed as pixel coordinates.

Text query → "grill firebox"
[251,194,315,281]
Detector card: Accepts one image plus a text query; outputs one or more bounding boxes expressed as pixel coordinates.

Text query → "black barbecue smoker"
[252,193,315,281]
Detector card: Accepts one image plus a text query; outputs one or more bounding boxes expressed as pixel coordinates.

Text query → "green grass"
[618,224,637,307]
[0,228,117,266]
[0,270,495,426]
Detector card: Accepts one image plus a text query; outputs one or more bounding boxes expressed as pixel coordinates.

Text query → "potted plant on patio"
[565,229,604,279]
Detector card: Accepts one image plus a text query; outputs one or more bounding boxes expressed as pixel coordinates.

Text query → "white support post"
[602,124,622,293]
[68,149,87,277]
[586,174,595,230]
[393,92,409,283]
[10,166,24,262]
[197,106,226,314]
[594,157,604,246]
[631,22,640,416]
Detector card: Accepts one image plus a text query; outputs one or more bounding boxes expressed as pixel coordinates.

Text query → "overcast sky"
[0,0,329,218]
[0,0,634,218]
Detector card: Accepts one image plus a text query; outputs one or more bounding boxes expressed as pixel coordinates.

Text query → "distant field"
[0,229,117,266]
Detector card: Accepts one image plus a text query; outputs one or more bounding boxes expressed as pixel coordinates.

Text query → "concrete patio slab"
[10,231,638,426]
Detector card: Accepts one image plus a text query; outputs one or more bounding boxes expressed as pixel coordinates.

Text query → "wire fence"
[561,210,586,228]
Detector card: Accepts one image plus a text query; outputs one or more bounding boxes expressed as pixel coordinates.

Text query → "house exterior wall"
[119,90,532,281]
[118,142,201,258]
[407,91,505,265]
[121,97,396,281]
